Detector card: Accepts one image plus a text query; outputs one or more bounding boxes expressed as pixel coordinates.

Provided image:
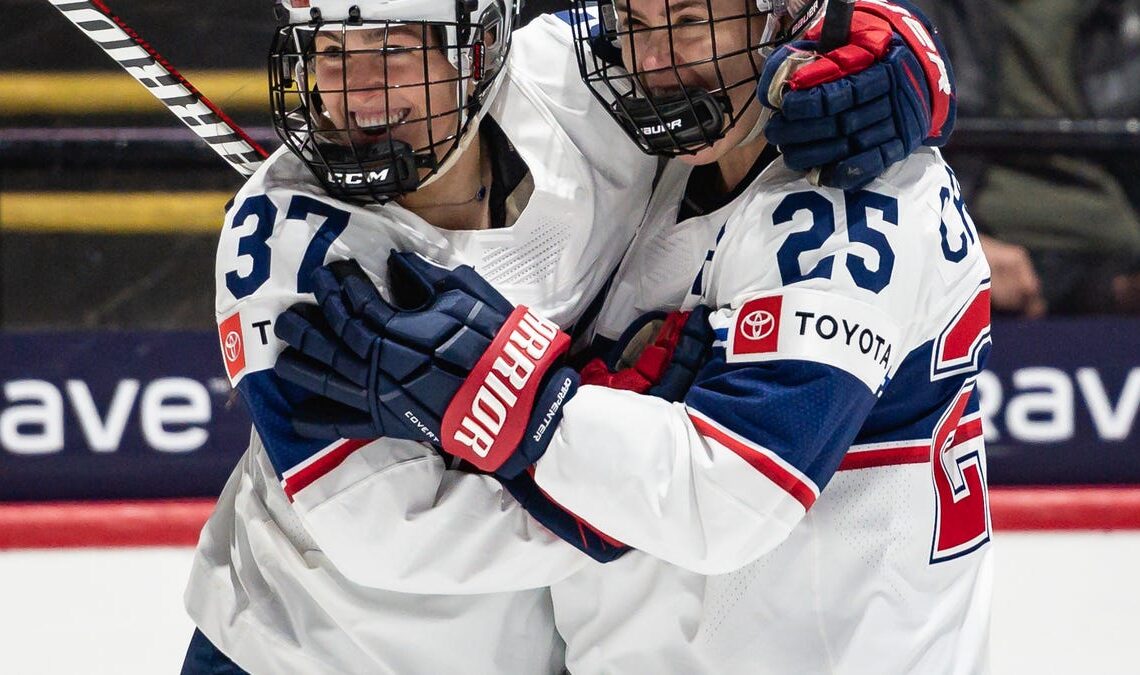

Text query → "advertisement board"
[2,319,1138,499]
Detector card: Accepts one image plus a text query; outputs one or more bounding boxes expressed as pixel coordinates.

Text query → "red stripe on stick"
[87,0,268,158]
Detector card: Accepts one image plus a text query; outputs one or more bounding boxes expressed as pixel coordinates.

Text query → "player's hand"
[273,253,578,478]
[579,306,713,402]
[979,235,1046,318]
[758,0,956,190]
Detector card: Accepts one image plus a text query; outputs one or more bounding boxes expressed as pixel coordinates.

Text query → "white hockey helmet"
[270,0,520,202]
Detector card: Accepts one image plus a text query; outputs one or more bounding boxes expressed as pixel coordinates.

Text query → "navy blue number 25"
[774,190,898,293]
[225,194,351,299]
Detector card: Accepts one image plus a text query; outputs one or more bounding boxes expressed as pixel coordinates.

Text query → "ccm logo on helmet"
[446,308,564,465]
[329,168,390,186]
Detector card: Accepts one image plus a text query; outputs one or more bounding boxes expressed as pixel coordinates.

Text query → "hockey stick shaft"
[803,0,855,186]
[817,0,856,52]
[46,0,269,177]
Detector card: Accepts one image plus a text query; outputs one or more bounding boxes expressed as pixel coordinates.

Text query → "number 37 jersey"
[186,14,657,674]
[536,148,993,674]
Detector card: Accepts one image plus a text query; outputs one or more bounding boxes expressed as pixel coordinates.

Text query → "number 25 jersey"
[538,147,994,674]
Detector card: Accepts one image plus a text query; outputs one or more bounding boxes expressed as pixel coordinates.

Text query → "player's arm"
[216,181,591,594]
[758,0,956,189]
[531,158,990,571]
[533,290,895,572]
[272,157,991,575]
[271,206,909,573]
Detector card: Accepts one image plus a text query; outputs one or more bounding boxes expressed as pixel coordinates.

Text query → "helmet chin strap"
[737,104,773,147]
[735,11,788,148]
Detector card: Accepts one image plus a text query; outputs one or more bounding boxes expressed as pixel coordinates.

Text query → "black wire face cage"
[569,0,823,157]
[270,18,492,204]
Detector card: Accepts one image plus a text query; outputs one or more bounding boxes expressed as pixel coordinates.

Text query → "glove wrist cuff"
[498,367,580,479]
[441,306,570,472]
[853,2,952,137]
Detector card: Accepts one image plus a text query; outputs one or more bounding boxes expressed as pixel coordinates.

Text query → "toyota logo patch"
[740,309,776,341]
[731,295,782,356]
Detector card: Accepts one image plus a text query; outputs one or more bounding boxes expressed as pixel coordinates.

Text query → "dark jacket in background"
[918,0,1140,312]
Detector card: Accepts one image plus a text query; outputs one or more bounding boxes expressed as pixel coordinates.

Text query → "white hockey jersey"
[184,15,657,675]
[535,147,994,674]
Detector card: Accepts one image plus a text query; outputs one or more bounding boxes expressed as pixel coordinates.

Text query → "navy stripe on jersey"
[237,370,344,492]
[684,356,878,507]
[854,336,990,447]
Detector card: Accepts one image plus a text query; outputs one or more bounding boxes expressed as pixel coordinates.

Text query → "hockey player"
[182,1,657,671]
[185,0,964,673]
[274,0,991,673]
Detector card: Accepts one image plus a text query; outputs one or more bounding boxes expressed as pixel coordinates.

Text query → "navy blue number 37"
[225,194,350,299]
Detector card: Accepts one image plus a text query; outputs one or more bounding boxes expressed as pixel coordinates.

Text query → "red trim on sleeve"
[689,412,818,511]
[525,467,626,550]
[839,444,929,470]
[281,438,372,500]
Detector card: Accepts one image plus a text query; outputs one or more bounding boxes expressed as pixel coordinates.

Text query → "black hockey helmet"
[568,0,823,157]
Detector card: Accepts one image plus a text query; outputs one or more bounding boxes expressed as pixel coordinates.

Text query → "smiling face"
[613,0,769,165]
[308,23,463,164]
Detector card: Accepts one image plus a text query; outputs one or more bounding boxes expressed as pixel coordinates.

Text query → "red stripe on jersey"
[282,438,371,500]
[840,415,985,471]
[953,417,983,445]
[689,413,817,510]
[941,288,991,364]
[839,444,929,470]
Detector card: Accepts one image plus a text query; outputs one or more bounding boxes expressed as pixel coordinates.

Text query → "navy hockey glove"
[274,253,577,479]
[758,0,956,190]
[578,306,713,402]
[495,307,715,563]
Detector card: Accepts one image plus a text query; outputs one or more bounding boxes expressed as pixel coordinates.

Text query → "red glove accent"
[579,310,692,393]
[441,306,571,472]
[789,12,893,90]
[789,0,953,138]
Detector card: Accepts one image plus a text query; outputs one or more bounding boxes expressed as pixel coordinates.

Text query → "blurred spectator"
[918,0,1140,316]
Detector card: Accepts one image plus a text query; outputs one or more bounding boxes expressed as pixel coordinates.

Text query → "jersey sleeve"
[533,150,981,574]
[215,167,590,593]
